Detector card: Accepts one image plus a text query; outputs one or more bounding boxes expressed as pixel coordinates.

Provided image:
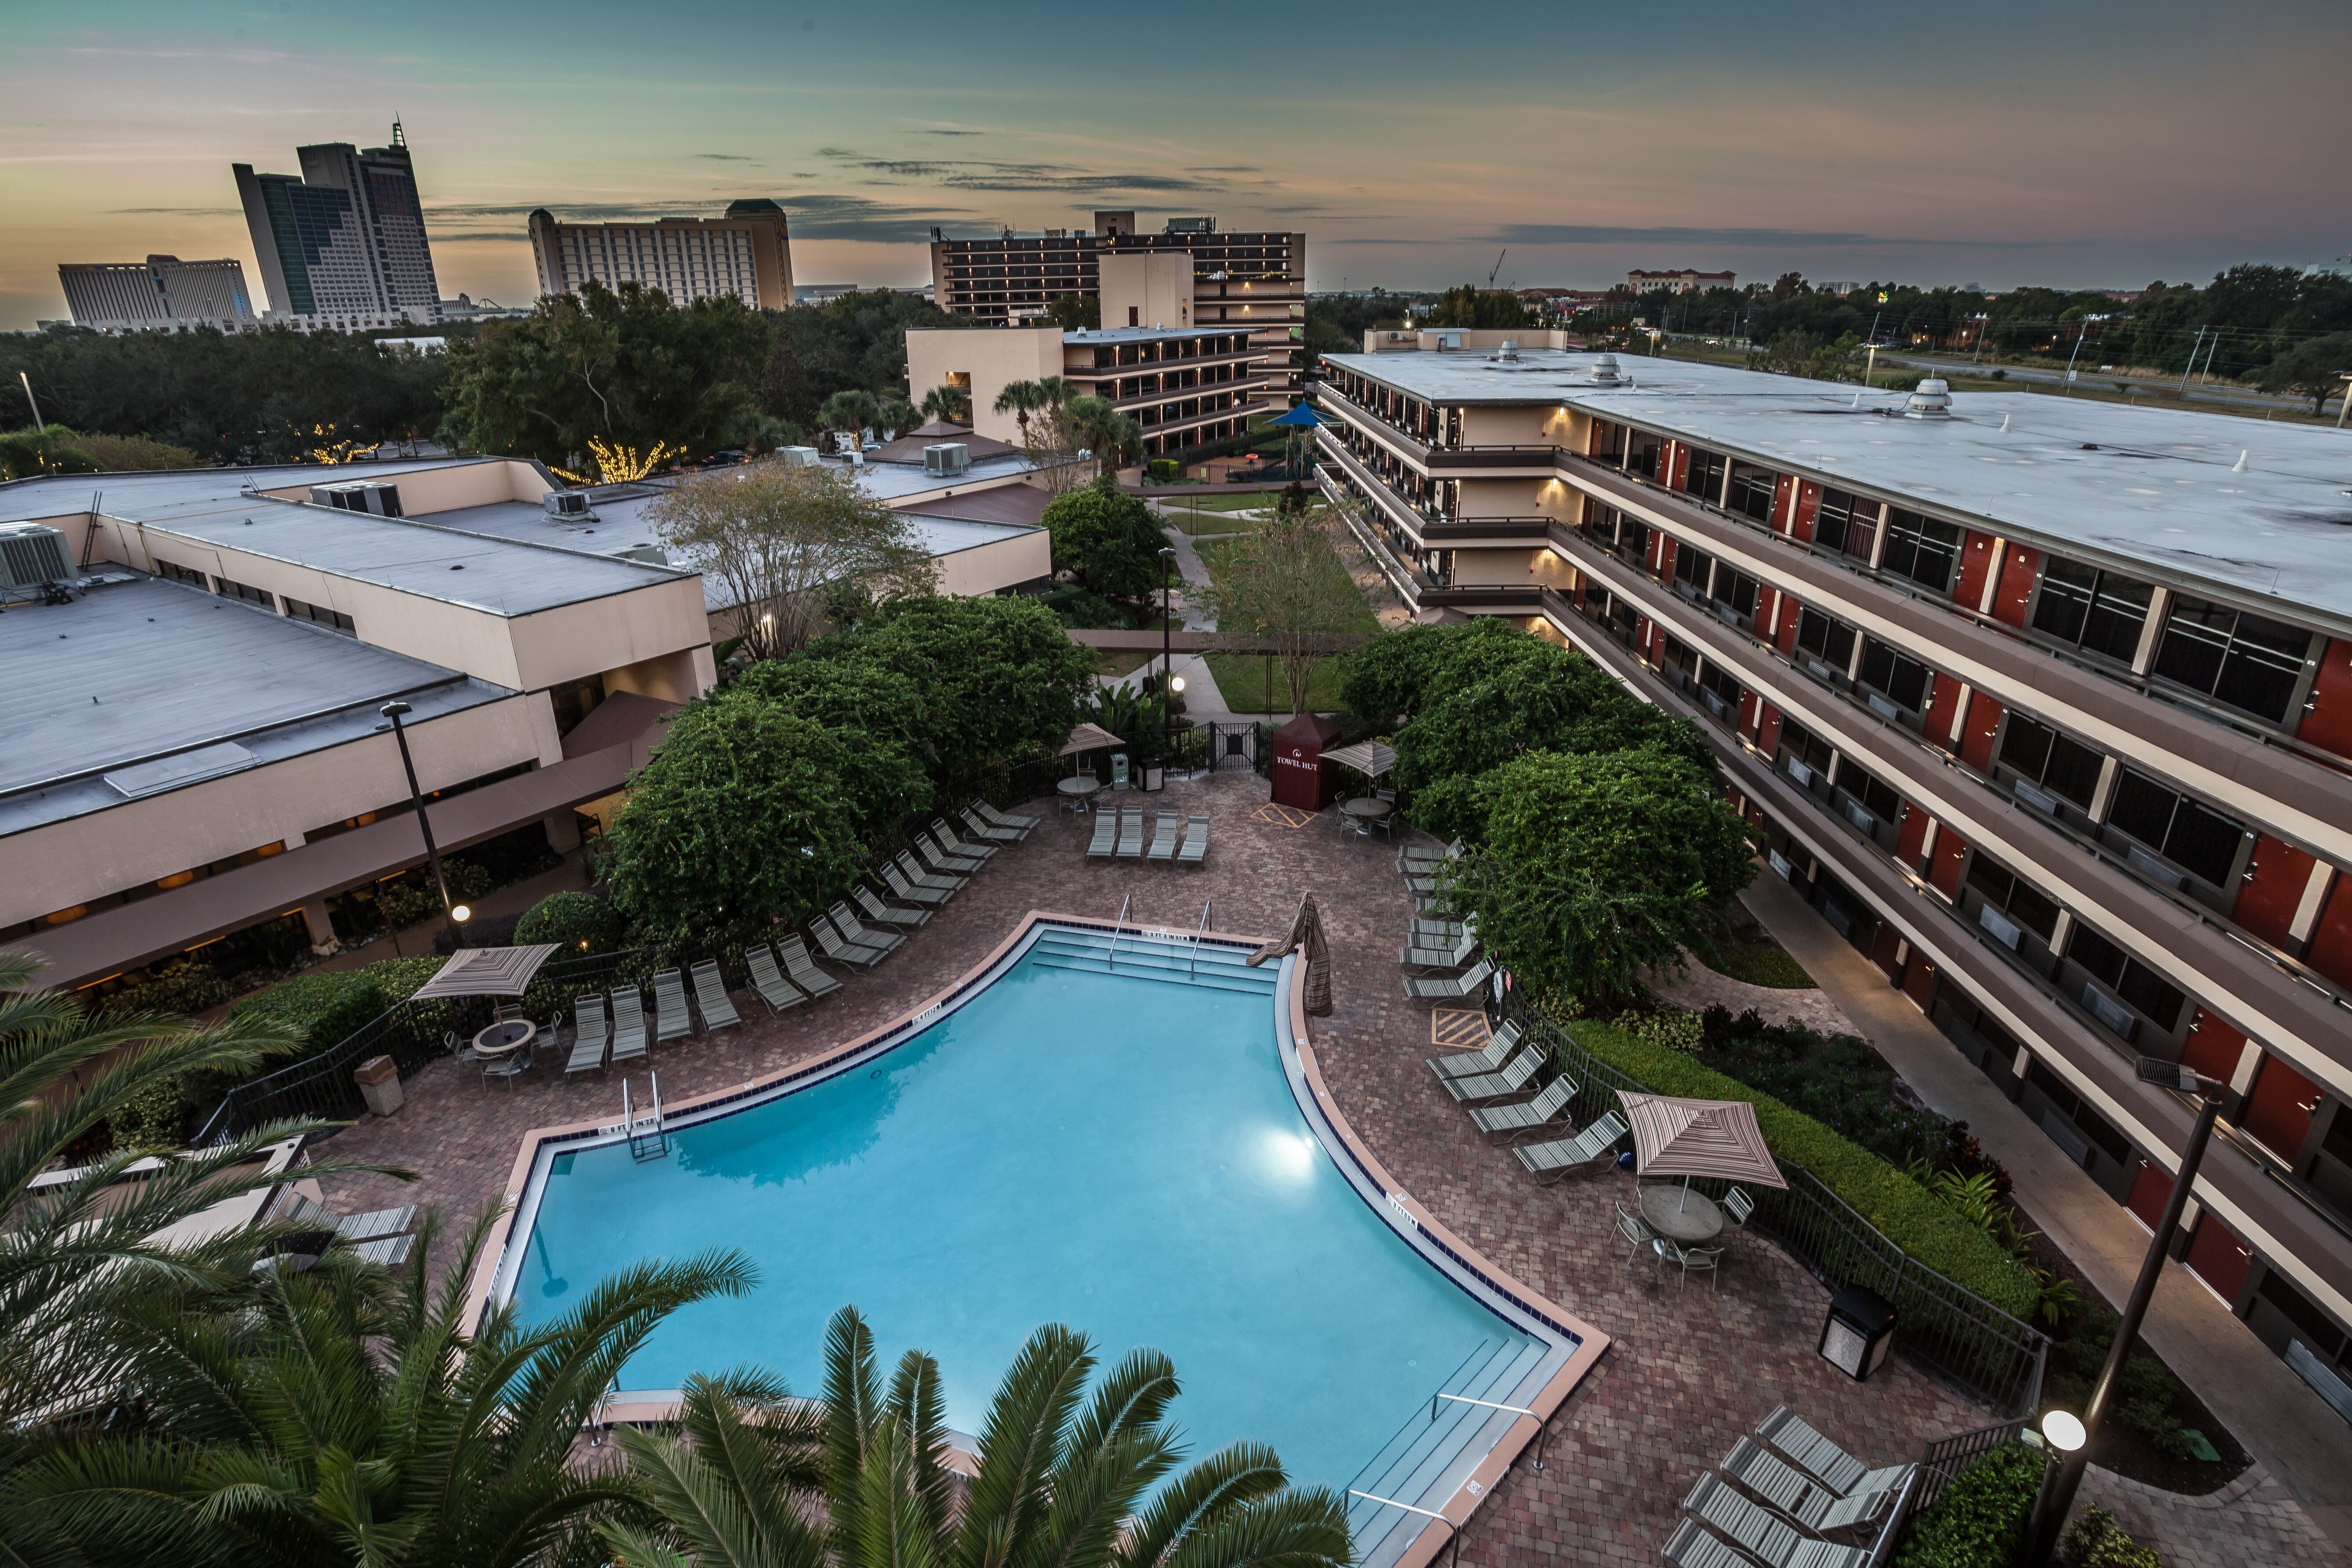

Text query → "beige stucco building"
[906,323,1270,460]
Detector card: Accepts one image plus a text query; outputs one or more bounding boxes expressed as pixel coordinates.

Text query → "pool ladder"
[1106,894,1132,968]
[621,1073,668,1162]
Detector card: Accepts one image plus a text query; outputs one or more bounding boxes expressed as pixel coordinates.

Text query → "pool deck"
[315,768,1986,1567]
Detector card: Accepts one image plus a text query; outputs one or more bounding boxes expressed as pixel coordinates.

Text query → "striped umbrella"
[408,943,563,1000]
[1620,1092,1786,1206]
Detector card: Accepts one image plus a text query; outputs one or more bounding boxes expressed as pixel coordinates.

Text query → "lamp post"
[380,700,469,949]
[2024,1058,2227,1566]
[1159,545,1176,769]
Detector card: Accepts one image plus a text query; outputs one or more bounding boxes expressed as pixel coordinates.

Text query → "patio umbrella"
[1061,721,1125,779]
[1620,1090,1787,1210]
[407,943,563,1000]
[1321,740,1397,781]
[1265,400,1326,476]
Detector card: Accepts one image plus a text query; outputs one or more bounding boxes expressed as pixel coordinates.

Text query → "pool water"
[512,934,1543,1494]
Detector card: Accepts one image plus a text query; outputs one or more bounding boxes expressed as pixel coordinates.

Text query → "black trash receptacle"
[1819,1284,1897,1382]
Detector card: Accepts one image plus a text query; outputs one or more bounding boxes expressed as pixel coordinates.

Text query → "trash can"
[1143,762,1165,792]
[1110,751,1130,790]
[1819,1284,1897,1382]
[355,1055,403,1118]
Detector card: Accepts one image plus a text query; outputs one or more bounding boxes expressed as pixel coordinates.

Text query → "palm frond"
[953,1325,1095,1568]
[1158,1489,1354,1568]
[1116,1443,1290,1568]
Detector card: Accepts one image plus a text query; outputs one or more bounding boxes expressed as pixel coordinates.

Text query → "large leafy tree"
[606,1306,1353,1568]
[1040,477,1172,605]
[1198,505,1374,714]
[2253,331,2352,414]
[442,280,769,466]
[760,290,974,434]
[1436,749,1755,1005]
[733,655,936,836]
[837,595,1098,782]
[7,1209,752,1568]
[1421,285,1531,330]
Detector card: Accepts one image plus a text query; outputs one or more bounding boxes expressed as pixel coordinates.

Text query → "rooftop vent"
[1491,339,1522,363]
[1590,353,1624,384]
[0,523,73,590]
[609,543,669,567]
[923,442,971,477]
[1902,378,1952,418]
[311,480,404,517]
[543,489,597,522]
[1432,330,1463,351]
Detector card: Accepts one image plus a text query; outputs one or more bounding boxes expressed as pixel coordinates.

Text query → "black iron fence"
[1864,1416,2045,1564]
[1508,999,2051,1418]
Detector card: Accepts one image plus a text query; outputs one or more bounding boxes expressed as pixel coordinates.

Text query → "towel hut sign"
[1268,713,1342,811]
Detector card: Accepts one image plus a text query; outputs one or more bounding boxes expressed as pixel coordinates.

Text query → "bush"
[1147,458,1179,482]
[515,890,627,955]
[99,959,229,1018]
[228,956,446,1058]
[1618,1009,1703,1054]
[1894,1444,2043,1568]
[1695,1007,1969,1173]
[2063,1508,2164,1568]
[1557,1011,2039,1315]
[372,857,495,933]
[110,1077,192,1153]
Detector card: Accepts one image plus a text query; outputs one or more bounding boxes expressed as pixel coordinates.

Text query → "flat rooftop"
[0,457,501,528]
[1326,350,2352,630]
[0,574,508,839]
[1065,326,1261,346]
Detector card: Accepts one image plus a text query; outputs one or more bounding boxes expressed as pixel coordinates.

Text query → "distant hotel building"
[929,212,1305,407]
[234,121,442,330]
[528,201,794,311]
[56,256,257,333]
[1629,268,1737,293]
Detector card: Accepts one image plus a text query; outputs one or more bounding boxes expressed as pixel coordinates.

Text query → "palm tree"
[7,1207,756,1568]
[917,385,971,426]
[993,379,1044,444]
[607,1306,1355,1568]
[1063,395,1146,480]
[819,390,885,451]
[876,399,919,443]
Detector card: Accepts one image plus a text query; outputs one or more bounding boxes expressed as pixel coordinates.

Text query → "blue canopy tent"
[1265,400,1326,478]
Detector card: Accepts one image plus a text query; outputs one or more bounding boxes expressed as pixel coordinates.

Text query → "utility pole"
[18,371,43,430]
[2337,373,2352,429]
[2178,326,2207,395]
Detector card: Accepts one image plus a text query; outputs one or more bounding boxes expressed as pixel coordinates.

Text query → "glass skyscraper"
[234,121,441,324]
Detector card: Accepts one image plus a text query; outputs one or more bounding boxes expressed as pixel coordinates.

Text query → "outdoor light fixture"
[450,904,472,924]
[1170,675,1186,693]
[2040,1412,2086,1453]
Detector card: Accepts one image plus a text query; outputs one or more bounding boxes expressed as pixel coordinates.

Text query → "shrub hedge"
[227,956,445,1057]
[1893,1444,2044,1568]
[1557,1014,2040,1317]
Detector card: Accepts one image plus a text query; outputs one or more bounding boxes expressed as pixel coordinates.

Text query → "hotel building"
[528,201,794,311]
[56,256,258,333]
[906,322,1270,462]
[1314,334,2352,1406]
[234,123,442,329]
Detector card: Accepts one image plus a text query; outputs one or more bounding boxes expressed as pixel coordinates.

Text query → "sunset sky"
[4,0,2346,330]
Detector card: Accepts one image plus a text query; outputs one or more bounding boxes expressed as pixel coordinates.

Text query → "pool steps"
[1345,1334,1550,1544]
[1029,928,1280,995]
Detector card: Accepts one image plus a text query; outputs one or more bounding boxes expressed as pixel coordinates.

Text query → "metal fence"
[1865,1416,2045,1564]
[1509,1000,2051,1418]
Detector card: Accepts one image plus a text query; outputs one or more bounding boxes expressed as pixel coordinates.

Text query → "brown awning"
[18,694,677,990]
[1621,1091,1787,1189]
[410,943,563,999]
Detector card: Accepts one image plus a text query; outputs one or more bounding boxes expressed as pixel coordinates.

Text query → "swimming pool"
[489,919,1592,1566]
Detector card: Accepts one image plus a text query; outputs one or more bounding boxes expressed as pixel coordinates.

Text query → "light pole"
[1159,546,1176,770]
[380,700,469,950]
[2024,1057,2228,1566]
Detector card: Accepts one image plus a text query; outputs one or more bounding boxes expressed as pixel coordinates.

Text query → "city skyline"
[4,0,2348,331]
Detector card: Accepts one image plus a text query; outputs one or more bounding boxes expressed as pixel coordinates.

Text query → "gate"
[1208,722,1262,775]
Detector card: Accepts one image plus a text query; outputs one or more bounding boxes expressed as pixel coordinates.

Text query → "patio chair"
[830,901,905,955]
[886,857,956,905]
[1087,809,1120,858]
[651,969,694,1043]
[1176,815,1209,865]
[482,1046,534,1091]
[856,883,930,929]
[1404,956,1494,1002]
[1400,927,1480,971]
[1114,808,1146,858]
[1656,1238,1724,1292]
[895,849,965,894]
[1683,1474,1868,1568]
[1722,1439,1891,1538]
[1512,1110,1629,1185]
[1721,1186,1755,1241]
[1754,1410,1910,1501]
[931,816,997,861]
[962,804,1026,845]
[689,959,742,1032]
[286,1194,418,1243]
[1428,1018,1520,1079]
[743,945,808,1014]
[348,1233,416,1269]
[1615,1202,1658,1265]
[1469,1074,1576,1142]
[977,799,1044,835]
[810,914,887,970]
[1662,1517,1755,1568]
[564,993,612,1076]
[1403,870,1441,895]
[609,989,649,1066]
[919,829,987,876]
[1438,1045,1542,1105]
[1145,811,1180,861]
[777,935,843,999]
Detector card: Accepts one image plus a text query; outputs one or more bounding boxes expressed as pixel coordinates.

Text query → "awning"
[408,944,563,1000]
[1061,722,1125,756]
[1323,740,1397,780]
[1621,1091,1787,1189]
[1266,403,1326,429]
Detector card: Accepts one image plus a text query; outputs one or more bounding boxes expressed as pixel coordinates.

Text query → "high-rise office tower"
[234,121,442,324]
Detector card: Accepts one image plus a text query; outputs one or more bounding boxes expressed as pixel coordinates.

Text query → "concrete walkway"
[1738,868,2352,1562]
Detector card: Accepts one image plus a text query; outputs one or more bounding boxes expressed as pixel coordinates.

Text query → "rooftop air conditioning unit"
[923,443,972,477]
[544,490,597,522]
[311,480,404,517]
[1903,378,1953,418]
[0,523,73,590]
[1432,330,1463,350]
[777,446,821,466]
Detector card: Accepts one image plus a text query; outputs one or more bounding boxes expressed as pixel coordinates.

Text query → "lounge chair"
[1410,914,1472,940]
[962,804,1025,845]
[689,959,742,1031]
[1438,1045,1542,1105]
[1512,1110,1629,1185]
[919,829,986,876]
[885,858,955,906]
[1401,928,1480,970]
[811,912,888,970]
[1662,1517,1754,1568]
[564,994,612,1076]
[894,850,964,895]
[1404,956,1495,1001]
[1114,808,1146,858]
[1145,811,1180,861]
[1176,815,1209,865]
[1721,1439,1892,1538]
[348,1233,415,1269]
[1428,1019,1521,1079]
[1087,808,1119,858]
[931,816,997,861]
[777,935,843,999]
[1755,1410,1912,1500]
[1404,872,1440,895]
[1469,1075,1576,1141]
[831,901,905,955]
[856,883,929,929]
[1683,1474,1867,1568]
[286,1194,417,1243]
[976,800,1043,836]
[610,989,648,1066]
[1398,838,1463,871]
[743,945,808,1014]
[651,968,694,1043]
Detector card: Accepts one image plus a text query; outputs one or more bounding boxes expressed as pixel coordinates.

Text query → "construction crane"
[1487,249,1508,288]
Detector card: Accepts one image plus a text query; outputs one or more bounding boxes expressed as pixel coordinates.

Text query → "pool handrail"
[1191,898,1212,978]
[1106,893,1132,968]
[1345,1491,1462,1568]
[1431,1391,1548,1470]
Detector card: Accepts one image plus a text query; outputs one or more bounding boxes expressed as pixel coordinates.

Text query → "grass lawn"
[1690,934,1815,989]
[1192,533,1379,712]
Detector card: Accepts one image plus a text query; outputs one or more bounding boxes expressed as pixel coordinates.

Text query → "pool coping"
[462,909,1609,1566]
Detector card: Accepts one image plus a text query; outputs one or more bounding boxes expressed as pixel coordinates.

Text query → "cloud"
[774,194,974,243]
[694,153,757,161]
[107,206,240,217]
[1486,223,2096,251]
[814,146,1228,196]
[920,129,983,137]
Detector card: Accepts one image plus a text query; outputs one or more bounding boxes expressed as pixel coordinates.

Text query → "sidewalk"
[1737,868,2352,1561]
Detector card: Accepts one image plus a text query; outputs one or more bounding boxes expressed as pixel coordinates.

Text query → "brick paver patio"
[314,768,1986,1565]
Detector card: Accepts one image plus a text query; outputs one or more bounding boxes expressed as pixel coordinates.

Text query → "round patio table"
[471,1018,536,1059]
[1057,776,1102,811]
[1640,1183,1724,1245]
[1339,797,1395,834]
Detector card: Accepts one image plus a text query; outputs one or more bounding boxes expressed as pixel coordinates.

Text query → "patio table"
[1338,797,1395,836]
[471,1018,536,1060]
[1057,776,1102,812]
[1641,1183,1724,1245]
